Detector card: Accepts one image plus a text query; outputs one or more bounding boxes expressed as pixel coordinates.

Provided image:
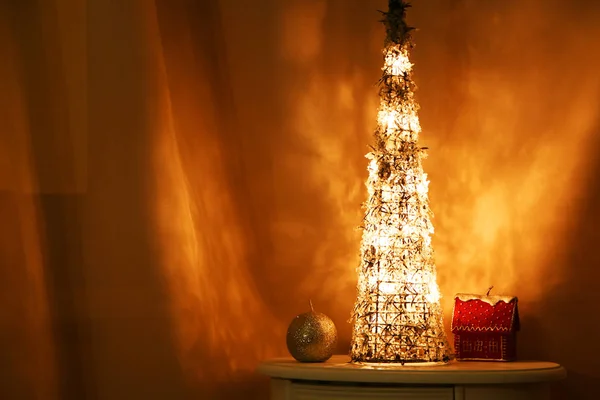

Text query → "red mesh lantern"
[451,293,520,361]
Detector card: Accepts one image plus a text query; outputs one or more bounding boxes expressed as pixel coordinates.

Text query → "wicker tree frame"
[349,0,450,364]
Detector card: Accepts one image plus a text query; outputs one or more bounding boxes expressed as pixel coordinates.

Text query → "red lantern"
[451,293,520,361]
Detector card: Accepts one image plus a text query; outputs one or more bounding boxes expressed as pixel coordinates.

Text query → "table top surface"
[257,355,566,385]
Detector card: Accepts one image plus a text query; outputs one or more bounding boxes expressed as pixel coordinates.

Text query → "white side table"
[257,355,566,400]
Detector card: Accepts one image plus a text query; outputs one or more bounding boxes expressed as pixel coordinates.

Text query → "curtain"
[1,0,600,399]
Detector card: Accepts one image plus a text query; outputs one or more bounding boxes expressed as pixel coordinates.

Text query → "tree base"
[351,359,449,367]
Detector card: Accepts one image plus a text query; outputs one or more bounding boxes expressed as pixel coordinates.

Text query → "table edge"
[257,359,567,385]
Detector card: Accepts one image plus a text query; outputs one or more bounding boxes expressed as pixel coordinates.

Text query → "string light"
[349,0,450,364]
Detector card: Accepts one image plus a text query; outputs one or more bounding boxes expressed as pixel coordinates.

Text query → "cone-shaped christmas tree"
[350,0,450,364]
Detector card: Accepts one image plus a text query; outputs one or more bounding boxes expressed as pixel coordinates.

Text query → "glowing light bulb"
[384,48,412,75]
[377,109,398,133]
[426,280,441,304]
[375,235,391,248]
[380,282,398,295]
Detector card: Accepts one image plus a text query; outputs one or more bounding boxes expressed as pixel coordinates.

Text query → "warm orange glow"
[427,13,600,324]
[2,0,600,398]
[151,84,286,381]
[146,1,286,383]
[276,0,366,317]
[146,0,600,392]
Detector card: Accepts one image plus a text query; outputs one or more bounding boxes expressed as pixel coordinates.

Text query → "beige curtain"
[2,0,600,399]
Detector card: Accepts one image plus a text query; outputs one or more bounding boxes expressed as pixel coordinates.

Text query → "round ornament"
[286,301,337,362]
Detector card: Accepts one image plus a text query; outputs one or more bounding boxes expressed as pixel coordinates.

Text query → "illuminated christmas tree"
[350,0,450,364]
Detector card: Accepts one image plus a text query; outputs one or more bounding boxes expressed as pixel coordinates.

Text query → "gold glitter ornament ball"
[286,302,337,362]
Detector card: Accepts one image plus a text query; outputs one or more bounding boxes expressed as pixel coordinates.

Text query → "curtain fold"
[0,195,58,399]
[150,0,287,387]
[0,0,85,194]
